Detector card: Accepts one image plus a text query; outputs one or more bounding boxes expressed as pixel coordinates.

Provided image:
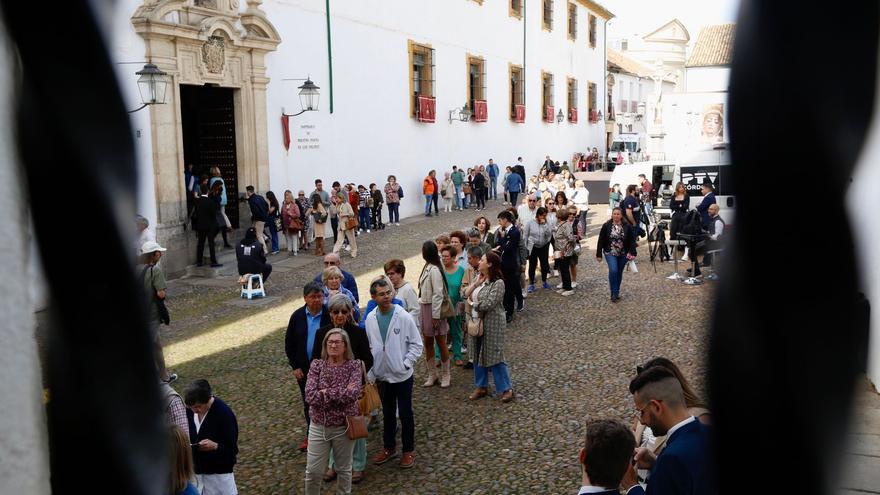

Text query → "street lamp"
[129,63,169,113]
[282,77,321,117]
[556,108,565,124]
[448,103,472,124]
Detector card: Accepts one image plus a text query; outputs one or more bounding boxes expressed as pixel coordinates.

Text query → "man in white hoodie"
[365,278,424,470]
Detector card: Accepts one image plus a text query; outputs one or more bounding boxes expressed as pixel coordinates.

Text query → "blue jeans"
[379,376,414,452]
[453,184,462,209]
[604,253,628,297]
[474,361,512,393]
[358,207,371,230]
[490,177,498,199]
[387,202,400,223]
[424,195,433,215]
[267,217,279,252]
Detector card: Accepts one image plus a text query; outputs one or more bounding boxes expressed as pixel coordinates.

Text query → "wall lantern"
[597,110,604,121]
[129,63,169,113]
[556,108,565,124]
[282,77,321,117]
[449,103,472,124]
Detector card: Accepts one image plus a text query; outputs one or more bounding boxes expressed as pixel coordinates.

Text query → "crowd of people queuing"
[145,155,724,495]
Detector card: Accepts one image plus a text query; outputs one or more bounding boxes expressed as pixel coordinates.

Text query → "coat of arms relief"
[202,36,225,74]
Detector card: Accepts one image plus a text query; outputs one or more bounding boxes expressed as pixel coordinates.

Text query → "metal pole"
[523,0,526,109]
[325,0,334,114]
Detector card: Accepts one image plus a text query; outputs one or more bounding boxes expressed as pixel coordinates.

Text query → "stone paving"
[161,200,715,494]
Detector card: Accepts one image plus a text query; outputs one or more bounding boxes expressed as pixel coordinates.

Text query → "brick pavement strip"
[162,203,713,494]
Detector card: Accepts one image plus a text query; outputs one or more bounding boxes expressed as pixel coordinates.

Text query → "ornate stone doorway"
[131,0,280,273]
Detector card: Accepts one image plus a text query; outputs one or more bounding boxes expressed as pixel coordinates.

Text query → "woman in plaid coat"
[463,251,515,403]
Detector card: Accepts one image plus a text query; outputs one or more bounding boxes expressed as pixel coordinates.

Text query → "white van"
[671,148,735,224]
[608,160,676,204]
[607,133,645,164]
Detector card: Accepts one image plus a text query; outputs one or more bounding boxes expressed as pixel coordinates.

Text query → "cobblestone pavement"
[161,200,713,494]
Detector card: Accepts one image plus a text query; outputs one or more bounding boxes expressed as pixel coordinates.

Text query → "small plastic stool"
[240,273,265,299]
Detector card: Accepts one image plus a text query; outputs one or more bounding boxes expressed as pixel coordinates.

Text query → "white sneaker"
[344,245,351,251]
[396,222,401,226]
[553,270,560,277]
[556,283,563,289]
[680,255,690,262]
[571,282,578,288]
[366,229,371,233]
[561,290,575,296]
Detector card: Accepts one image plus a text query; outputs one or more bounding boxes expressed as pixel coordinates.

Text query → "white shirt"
[665,415,697,441]
[578,485,615,494]
[517,204,538,226]
[710,217,725,241]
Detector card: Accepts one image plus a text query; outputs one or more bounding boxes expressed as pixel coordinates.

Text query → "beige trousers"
[304,424,355,495]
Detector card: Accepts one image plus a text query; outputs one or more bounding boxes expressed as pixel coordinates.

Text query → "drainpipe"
[325,0,334,114]
[603,17,609,156]
[523,0,526,108]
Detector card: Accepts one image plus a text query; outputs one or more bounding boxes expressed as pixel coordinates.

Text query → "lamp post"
[556,108,564,124]
[282,77,321,117]
[448,103,472,124]
[128,63,169,113]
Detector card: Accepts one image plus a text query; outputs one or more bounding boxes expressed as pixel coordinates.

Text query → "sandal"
[323,469,337,482]
[469,388,488,400]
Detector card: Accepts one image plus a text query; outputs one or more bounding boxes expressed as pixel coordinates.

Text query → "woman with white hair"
[322,266,360,323]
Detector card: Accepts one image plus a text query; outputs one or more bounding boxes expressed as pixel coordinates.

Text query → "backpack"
[680,210,704,237]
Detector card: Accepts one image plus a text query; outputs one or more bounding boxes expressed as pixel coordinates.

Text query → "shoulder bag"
[345,360,370,440]
[466,314,483,337]
[345,216,358,231]
[357,360,381,415]
[289,216,304,233]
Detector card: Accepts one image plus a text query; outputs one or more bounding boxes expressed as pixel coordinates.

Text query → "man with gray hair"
[621,366,713,494]
[517,193,539,226]
[466,227,492,255]
[285,281,331,453]
[364,277,423,469]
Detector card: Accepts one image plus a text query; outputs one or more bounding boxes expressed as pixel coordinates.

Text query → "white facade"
[685,66,730,93]
[110,0,612,270]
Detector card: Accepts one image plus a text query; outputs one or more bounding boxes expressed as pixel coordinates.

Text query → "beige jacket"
[417,264,446,319]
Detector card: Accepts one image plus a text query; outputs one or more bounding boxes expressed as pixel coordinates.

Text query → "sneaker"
[400,451,416,469]
[271,250,280,255]
[396,222,401,226]
[527,284,535,294]
[463,361,474,369]
[210,263,223,268]
[542,282,551,290]
[505,314,514,324]
[706,273,719,281]
[571,282,578,288]
[366,229,371,233]
[373,448,398,465]
[561,290,575,296]
[556,283,564,289]
[681,255,690,262]
[516,303,524,312]
[344,245,351,251]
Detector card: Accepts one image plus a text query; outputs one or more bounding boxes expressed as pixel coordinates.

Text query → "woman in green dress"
[438,244,466,366]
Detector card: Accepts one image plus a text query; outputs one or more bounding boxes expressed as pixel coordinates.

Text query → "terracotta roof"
[607,49,653,78]
[686,23,735,67]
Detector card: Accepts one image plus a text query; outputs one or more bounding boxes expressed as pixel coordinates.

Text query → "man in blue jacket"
[487,158,499,200]
[696,181,717,229]
[621,366,713,495]
[505,169,524,207]
[185,379,239,495]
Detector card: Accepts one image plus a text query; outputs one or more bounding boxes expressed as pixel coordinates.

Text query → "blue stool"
[240,273,265,299]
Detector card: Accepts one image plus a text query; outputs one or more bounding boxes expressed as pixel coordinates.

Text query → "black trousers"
[379,376,415,452]
[297,375,310,426]
[196,228,218,265]
[432,193,439,214]
[528,243,551,283]
[502,266,523,316]
[331,217,339,242]
[475,188,486,209]
[557,256,573,290]
[509,191,520,207]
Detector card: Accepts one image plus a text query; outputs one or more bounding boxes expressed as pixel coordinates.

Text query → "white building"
[111,0,613,272]
[609,19,690,89]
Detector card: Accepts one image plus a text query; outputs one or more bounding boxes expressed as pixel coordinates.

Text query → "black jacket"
[236,241,267,276]
[285,305,332,374]
[186,397,238,475]
[494,225,521,269]
[311,322,374,372]
[248,194,269,222]
[193,195,220,231]
[595,220,637,258]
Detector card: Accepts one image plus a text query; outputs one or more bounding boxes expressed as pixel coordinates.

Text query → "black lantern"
[556,108,565,124]
[136,63,168,106]
[298,78,321,112]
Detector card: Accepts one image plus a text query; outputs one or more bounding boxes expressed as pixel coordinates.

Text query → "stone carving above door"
[202,36,225,74]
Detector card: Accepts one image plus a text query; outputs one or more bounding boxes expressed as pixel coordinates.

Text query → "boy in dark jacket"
[185,379,239,494]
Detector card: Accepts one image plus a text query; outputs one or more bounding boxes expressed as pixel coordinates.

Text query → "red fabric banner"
[473,100,488,122]
[281,115,290,151]
[418,95,436,123]
[544,105,555,123]
[590,109,599,123]
[514,104,525,123]
[569,107,578,124]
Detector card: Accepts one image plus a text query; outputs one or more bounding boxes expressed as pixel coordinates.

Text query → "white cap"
[140,240,167,254]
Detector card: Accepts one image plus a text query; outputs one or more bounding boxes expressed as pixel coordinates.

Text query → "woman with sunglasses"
[312,294,374,485]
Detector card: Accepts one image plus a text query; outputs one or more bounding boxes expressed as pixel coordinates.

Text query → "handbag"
[273,216,283,232]
[397,185,404,199]
[462,184,472,195]
[357,361,381,415]
[346,415,368,440]
[313,211,328,223]
[439,294,456,319]
[466,315,483,337]
[289,217,303,233]
[346,217,358,231]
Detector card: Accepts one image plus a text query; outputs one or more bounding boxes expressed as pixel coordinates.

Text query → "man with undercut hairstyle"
[621,366,713,495]
[577,419,636,495]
